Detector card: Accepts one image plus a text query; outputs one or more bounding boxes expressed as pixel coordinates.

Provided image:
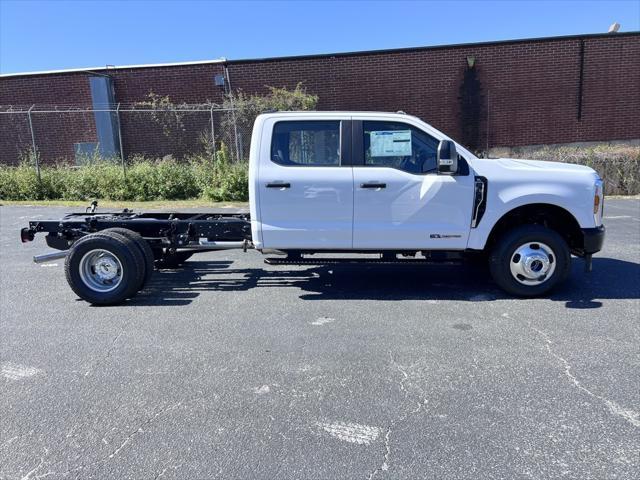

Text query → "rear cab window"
[271,121,341,166]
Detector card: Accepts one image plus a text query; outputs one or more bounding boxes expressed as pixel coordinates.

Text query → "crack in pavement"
[105,402,183,461]
[530,325,639,428]
[84,328,126,377]
[20,447,48,480]
[152,466,168,480]
[37,401,186,478]
[151,464,184,480]
[13,378,213,480]
[0,435,19,450]
[379,427,391,474]
[367,353,426,480]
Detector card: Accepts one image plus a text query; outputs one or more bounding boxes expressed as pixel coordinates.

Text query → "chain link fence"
[0,104,252,176]
[2,103,638,196]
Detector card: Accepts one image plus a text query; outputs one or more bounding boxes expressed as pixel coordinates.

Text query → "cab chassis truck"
[21,112,605,305]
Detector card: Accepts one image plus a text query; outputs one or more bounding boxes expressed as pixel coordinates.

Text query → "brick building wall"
[0,74,97,163]
[1,32,638,165]
[229,32,640,149]
[109,63,227,159]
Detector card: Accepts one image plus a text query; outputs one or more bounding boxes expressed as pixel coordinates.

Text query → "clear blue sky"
[1,0,638,74]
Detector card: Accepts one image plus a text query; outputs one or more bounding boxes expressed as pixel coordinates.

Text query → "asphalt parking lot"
[1,199,639,480]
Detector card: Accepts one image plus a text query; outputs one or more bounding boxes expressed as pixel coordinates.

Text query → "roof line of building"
[0,58,227,78]
[1,31,638,78]
[229,31,640,64]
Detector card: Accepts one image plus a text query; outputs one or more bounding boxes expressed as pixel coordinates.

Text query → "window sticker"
[370,130,412,157]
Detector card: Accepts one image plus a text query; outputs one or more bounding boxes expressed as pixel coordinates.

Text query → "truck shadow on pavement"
[132,257,640,309]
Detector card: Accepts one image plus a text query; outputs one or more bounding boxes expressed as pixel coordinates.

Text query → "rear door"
[352,119,474,250]
[257,117,353,249]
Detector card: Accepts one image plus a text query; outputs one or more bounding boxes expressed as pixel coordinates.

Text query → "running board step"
[264,257,463,266]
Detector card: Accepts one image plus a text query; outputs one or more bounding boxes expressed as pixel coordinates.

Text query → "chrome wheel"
[509,241,556,286]
[79,249,123,292]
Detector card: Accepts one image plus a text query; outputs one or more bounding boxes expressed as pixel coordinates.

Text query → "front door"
[258,118,354,250]
[352,119,474,250]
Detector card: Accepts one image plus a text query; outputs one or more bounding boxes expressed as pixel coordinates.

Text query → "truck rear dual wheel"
[489,225,571,297]
[101,228,155,286]
[64,231,148,305]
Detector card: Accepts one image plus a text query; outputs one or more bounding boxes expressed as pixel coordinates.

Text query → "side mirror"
[437,140,458,175]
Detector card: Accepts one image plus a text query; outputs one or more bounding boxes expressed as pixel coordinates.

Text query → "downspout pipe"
[577,39,585,120]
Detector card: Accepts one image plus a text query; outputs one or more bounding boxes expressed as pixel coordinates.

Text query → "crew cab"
[21,111,605,304]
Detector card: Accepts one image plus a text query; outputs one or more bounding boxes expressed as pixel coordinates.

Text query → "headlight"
[594,178,604,226]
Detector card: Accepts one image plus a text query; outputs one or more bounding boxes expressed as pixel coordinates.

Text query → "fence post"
[223,65,241,162]
[27,105,41,182]
[231,108,241,162]
[209,105,216,154]
[116,103,126,179]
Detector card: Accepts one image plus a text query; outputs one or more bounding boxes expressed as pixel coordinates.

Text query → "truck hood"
[495,157,596,175]
[467,156,601,232]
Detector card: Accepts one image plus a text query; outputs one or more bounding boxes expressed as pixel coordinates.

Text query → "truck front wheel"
[489,225,571,297]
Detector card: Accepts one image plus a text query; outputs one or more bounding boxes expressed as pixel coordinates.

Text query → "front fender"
[467,185,594,250]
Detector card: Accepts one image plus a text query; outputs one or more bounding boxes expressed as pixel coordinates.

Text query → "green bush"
[0,163,63,200]
[523,144,640,195]
[198,144,249,201]
[5,142,635,201]
[0,149,249,202]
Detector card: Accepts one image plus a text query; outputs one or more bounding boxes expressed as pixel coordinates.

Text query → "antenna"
[608,22,620,33]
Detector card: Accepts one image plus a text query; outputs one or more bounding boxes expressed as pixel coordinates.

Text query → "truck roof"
[256,111,421,120]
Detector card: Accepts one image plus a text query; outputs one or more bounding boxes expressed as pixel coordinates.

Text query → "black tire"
[101,228,154,288]
[489,225,571,297]
[64,232,146,305]
[155,251,194,269]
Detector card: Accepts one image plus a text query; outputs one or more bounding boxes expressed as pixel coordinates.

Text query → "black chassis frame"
[21,210,252,252]
[21,209,471,263]
[21,209,601,269]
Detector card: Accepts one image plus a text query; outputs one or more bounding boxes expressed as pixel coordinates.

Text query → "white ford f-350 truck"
[21,111,605,305]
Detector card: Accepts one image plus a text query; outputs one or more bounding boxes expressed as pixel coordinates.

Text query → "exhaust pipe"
[260,249,287,256]
[33,251,67,264]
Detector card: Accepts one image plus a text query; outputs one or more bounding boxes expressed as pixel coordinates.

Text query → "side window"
[363,121,439,174]
[271,121,340,166]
